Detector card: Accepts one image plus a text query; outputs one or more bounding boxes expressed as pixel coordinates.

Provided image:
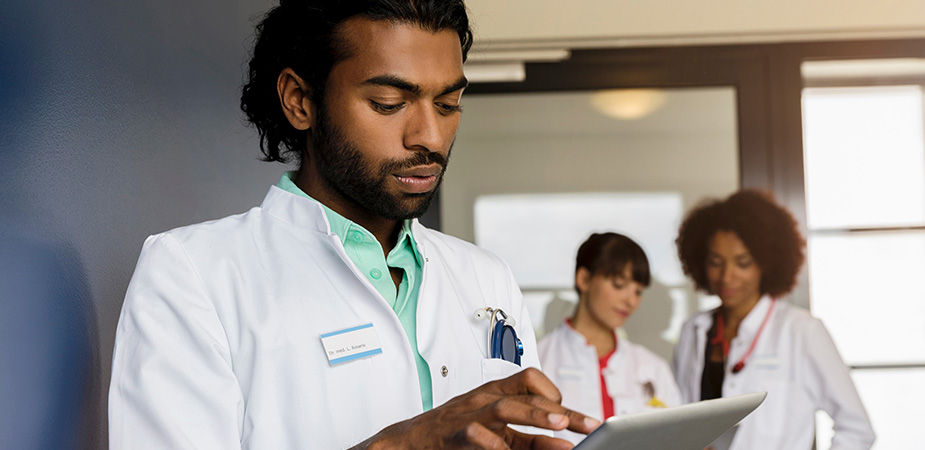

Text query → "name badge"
[751,356,781,370]
[557,367,585,380]
[320,323,382,366]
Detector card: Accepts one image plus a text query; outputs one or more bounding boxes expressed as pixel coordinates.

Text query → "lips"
[393,164,442,194]
[395,164,442,178]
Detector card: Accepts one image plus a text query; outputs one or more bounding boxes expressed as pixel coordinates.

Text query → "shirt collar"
[273,171,421,258]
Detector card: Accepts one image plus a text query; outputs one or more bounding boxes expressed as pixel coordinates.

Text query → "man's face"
[310,18,466,220]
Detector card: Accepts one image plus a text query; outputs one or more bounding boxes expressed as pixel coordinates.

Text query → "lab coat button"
[369,268,383,279]
[441,365,448,377]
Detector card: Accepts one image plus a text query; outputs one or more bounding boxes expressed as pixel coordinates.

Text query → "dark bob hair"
[575,232,651,292]
[675,190,805,298]
[240,0,473,163]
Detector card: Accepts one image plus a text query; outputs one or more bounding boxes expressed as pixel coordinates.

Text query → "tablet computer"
[575,392,766,450]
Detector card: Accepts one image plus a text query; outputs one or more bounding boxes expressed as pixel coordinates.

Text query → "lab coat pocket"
[481,358,524,384]
[747,379,795,438]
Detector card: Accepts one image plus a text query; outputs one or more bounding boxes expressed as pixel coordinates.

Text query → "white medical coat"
[109,185,540,449]
[672,296,875,450]
[538,322,681,444]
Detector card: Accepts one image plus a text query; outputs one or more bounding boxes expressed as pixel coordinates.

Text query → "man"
[109,1,598,448]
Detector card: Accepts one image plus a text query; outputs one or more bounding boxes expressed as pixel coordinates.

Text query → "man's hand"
[355,368,600,449]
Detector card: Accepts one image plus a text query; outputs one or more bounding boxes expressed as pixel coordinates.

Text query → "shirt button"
[369,268,383,280]
[441,365,449,377]
[350,231,365,242]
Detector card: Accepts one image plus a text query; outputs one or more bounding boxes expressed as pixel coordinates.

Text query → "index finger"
[488,369,602,434]
[491,368,563,403]
[519,393,601,435]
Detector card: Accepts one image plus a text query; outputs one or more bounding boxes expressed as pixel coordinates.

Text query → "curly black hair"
[676,190,806,298]
[240,0,473,163]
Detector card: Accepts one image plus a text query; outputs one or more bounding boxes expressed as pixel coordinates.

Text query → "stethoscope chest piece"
[476,307,524,366]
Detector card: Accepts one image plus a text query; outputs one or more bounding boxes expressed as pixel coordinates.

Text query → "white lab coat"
[109,185,541,449]
[538,322,681,444]
[672,296,875,450]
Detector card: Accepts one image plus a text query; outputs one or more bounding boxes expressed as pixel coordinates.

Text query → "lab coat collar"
[560,320,594,349]
[261,184,427,254]
[690,295,775,337]
[736,295,775,338]
[691,308,714,334]
[559,320,622,364]
[407,218,428,259]
[260,185,334,235]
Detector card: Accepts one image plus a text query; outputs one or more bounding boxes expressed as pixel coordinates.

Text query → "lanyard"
[710,299,777,374]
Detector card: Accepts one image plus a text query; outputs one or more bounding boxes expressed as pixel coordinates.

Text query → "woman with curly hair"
[672,190,874,450]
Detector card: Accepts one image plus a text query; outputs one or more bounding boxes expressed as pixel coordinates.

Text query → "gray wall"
[1,0,278,445]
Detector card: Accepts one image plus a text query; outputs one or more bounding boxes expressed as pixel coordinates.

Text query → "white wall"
[467,0,925,49]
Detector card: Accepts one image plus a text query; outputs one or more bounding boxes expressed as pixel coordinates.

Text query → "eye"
[370,100,405,114]
[436,102,463,115]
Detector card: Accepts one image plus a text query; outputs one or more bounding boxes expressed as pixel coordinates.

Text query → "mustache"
[382,150,448,173]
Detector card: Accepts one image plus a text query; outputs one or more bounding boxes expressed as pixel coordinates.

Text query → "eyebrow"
[707,252,752,259]
[363,75,469,97]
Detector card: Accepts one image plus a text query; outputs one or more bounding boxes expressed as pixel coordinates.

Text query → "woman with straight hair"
[540,232,681,444]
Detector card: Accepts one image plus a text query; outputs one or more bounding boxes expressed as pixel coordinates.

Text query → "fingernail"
[585,417,602,429]
[548,413,567,426]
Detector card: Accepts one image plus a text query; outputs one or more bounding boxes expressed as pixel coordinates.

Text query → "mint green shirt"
[277,172,433,410]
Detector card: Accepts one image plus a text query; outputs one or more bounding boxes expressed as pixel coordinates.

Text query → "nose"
[404,103,445,153]
[721,263,735,285]
[628,292,642,308]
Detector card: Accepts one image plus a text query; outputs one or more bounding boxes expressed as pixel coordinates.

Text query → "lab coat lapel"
[727,296,774,365]
[413,223,488,407]
[602,337,624,397]
[690,312,713,400]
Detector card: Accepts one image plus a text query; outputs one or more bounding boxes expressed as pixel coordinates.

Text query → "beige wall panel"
[467,0,925,48]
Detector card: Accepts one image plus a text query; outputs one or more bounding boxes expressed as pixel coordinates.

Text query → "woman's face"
[705,230,763,310]
[577,264,645,329]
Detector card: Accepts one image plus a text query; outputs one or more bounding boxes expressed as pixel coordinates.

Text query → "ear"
[575,267,592,296]
[277,67,314,131]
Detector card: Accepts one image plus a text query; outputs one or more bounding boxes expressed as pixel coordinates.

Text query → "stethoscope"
[710,299,777,374]
[474,307,524,366]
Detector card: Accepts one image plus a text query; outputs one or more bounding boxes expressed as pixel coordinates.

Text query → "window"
[473,192,695,344]
[802,61,925,449]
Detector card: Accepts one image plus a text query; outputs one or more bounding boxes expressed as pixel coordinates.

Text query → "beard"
[310,107,450,221]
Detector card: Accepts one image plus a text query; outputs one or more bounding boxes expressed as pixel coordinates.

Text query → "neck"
[721,294,762,333]
[295,164,401,253]
[570,300,616,358]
